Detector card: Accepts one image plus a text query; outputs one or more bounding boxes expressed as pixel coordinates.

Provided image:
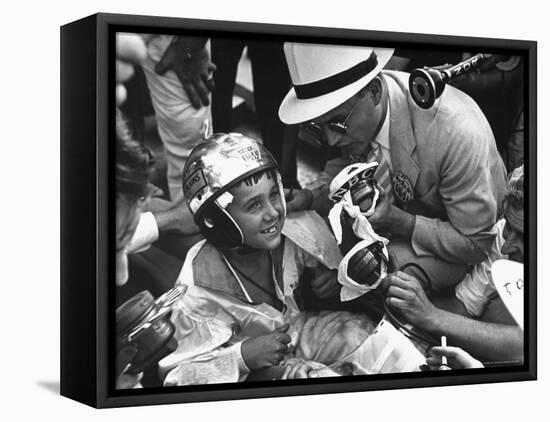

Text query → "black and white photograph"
[112,23,530,394]
[5,0,547,419]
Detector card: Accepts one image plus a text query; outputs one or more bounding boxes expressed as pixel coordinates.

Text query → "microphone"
[409,53,488,109]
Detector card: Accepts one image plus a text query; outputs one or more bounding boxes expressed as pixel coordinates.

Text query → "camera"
[116,286,186,376]
[329,161,379,208]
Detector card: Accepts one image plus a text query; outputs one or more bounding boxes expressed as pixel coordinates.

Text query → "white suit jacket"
[311,71,507,266]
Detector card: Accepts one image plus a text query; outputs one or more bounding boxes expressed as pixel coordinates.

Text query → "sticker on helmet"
[184,168,207,200]
[220,144,261,163]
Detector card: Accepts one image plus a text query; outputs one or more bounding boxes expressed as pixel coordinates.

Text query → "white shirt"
[126,212,159,254]
[455,219,507,317]
[373,96,392,171]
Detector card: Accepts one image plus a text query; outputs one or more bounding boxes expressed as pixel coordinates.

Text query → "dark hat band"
[294,51,378,100]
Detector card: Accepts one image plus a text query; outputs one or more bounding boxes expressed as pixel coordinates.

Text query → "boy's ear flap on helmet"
[197,204,244,249]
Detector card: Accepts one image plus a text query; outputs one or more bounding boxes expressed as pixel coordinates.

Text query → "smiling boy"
[157,133,418,385]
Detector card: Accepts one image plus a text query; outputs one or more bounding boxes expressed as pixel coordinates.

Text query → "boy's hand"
[241,324,291,370]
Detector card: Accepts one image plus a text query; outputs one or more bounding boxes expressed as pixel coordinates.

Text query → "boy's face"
[227,172,285,250]
[501,200,524,263]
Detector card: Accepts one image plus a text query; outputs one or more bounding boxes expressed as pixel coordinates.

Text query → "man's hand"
[425,346,484,370]
[284,188,312,213]
[385,271,437,330]
[155,36,216,109]
[115,33,147,106]
[241,324,292,370]
[148,197,200,236]
[311,267,340,299]
[368,188,415,239]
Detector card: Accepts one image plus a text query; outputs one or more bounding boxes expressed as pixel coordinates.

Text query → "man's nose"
[323,127,343,147]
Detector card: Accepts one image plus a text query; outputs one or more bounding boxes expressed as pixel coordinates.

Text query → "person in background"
[114,111,155,389]
[115,34,209,302]
[386,166,524,365]
[116,33,147,106]
[210,39,298,186]
[139,34,215,203]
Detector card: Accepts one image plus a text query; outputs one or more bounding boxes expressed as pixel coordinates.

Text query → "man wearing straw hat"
[278,43,507,290]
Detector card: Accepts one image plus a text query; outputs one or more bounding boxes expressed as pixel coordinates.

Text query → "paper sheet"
[283,210,342,269]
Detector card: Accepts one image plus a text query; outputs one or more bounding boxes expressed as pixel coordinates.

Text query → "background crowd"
[114,33,525,388]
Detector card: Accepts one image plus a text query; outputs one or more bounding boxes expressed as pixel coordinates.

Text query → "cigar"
[439,335,451,370]
[441,336,448,366]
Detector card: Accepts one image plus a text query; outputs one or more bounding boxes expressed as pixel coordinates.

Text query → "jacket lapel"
[193,242,250,303]
[385,72,420,190]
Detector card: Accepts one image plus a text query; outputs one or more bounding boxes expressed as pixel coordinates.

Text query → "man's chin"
[343,149,369,163]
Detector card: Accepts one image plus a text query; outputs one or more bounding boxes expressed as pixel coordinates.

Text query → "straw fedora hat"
[279,42,394,125]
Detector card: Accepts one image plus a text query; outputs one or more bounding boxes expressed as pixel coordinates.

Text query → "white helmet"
[182,133,282,249]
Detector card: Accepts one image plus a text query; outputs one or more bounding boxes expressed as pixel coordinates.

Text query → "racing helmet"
[182,133,283,249]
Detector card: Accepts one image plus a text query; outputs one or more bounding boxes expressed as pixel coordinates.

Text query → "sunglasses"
[305,96,361,138]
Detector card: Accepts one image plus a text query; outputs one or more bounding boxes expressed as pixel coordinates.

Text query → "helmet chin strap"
[276,172,287,219]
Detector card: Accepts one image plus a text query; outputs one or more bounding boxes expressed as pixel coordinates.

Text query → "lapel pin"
[392,172,414,203]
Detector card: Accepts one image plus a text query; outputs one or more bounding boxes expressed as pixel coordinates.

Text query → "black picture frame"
[60,12,537,408]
